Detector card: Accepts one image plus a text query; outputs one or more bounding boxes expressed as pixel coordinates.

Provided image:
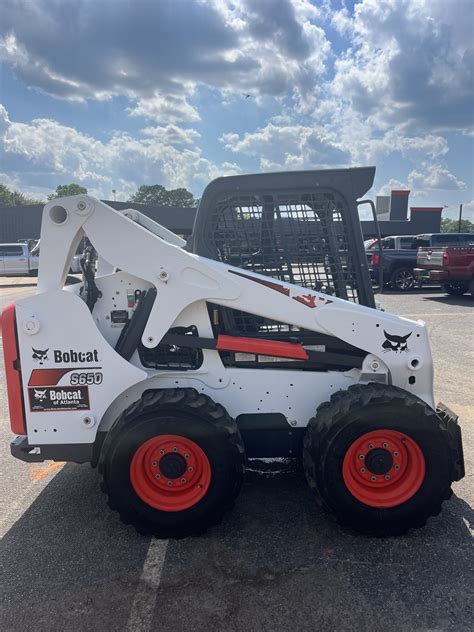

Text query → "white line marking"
[126,538,168,632]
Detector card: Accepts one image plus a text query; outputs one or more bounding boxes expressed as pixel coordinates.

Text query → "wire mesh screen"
[210,190,360,303]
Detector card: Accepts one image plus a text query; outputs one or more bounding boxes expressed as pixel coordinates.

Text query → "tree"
[441,217,474,233]
[0,183,42,206]
[47,183,88,200]
[128,185,198,207]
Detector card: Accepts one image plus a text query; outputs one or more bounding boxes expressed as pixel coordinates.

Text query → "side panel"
[15,290,147,444]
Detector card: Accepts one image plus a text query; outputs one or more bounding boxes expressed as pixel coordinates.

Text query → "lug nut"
[359,454,365,460]
[393,451,399,457]
[159,449,165,455]
[167,481,173,486]
[394,464,400,470]
[155,473,161,479]
[370,476,377,482]
[180,478,186,484]
[188,466,193,472]
[152,460,158,467]
[385,475,390,480]
[382,442,388,448]
[360,467,366,473]
[368,443,374,449]
[173,447,178,452]
[184,453,190,459]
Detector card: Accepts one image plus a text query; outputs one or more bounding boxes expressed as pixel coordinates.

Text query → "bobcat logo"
[382,331,412,353]
[33,389,47,401]
[32,348,49,365]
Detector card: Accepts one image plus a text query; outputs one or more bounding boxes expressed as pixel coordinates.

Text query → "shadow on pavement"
[0,464,150,632]
[423,294,474,306]
[1,462,473,631]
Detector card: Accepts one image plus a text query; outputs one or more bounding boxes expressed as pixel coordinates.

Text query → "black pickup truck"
[368,233,474,291]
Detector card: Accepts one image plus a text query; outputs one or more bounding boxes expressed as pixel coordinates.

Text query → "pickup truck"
[0,242,39,276]
[415,245,474,295]
[368,232,474,291]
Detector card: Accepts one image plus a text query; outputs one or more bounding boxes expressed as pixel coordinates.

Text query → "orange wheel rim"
[342,429,425,508]
[130,434,211,512]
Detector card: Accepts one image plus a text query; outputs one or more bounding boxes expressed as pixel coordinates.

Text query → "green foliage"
[0,183,43,206]
[441,217,474,233]
[129,184,198,207]
[47,183,88,200]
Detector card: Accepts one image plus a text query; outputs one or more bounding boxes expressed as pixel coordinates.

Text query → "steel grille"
[210,191,360,304]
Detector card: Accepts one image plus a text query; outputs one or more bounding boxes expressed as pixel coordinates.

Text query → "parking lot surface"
[0,281,473,632]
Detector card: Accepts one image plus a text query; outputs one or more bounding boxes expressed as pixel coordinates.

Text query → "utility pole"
[458,203,463,232]
[112,189,116,202]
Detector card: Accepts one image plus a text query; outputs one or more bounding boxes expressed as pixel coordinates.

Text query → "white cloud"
[0,105,240,198]
[377,179,409,196]
[128,95,201,124]
[330,0,474,132]
[0,0,331,122]
[408,164,466,191]
[221,123,350,170]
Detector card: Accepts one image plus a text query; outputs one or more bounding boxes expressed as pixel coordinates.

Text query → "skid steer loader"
[1,168,464,538]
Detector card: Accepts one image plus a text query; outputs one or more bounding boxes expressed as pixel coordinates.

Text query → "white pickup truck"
[0,241,83,276]
[0,242,39,276]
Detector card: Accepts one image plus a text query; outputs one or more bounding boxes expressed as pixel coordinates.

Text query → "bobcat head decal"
[32,348,49,365]
[382,331,412,353]
[33,389,47,401]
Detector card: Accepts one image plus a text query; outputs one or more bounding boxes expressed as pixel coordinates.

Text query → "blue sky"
[0,0,473,220]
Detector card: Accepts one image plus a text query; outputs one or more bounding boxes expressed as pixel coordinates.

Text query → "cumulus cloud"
[331,0,474,132]
[0,105,240,198]
[221,123,350,170]
[408,164,466,191]
[0,0,330,122]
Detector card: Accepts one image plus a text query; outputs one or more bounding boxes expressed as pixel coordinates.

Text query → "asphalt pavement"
[0,283,472,632]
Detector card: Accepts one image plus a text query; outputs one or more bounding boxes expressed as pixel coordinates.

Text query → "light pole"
[458,203,463,233]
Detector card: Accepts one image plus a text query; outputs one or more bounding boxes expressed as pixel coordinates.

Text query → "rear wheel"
[442,281,468,296]
[303,384,459,536]
[99,388,245,538]
[390,267,415,291]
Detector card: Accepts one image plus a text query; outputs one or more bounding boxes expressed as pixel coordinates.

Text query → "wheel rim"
[130,434,211,512]
[342,429,425,508]
[395,270,414,289]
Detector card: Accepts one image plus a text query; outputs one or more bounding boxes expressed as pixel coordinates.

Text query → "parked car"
[369,233,474,291]
[0,242,39,276]
[415,244,474,295]
[365,235,416,251]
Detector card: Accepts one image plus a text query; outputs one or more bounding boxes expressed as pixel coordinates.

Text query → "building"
[0,189,443,244]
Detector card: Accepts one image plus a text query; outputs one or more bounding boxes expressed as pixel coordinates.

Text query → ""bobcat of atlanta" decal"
[28,386,90,412]
[382,330,412,353]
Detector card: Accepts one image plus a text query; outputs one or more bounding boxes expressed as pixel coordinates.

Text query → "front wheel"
[303,384,461,536]
[390,267,415,291]
[99,388,245,538]
[442,281,468,296]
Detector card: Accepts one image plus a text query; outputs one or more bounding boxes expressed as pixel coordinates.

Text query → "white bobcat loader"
[1,168,464,538]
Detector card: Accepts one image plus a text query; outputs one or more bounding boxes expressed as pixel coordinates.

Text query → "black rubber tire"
[441,281,468,296]
[99,388,245,538]
[303,384,458,536]
[390,267,415,291]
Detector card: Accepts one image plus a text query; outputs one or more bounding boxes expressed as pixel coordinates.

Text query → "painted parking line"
[126,538,169,632]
